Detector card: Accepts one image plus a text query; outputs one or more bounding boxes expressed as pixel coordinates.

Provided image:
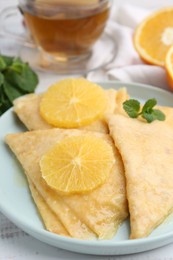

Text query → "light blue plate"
[1,81,173,256]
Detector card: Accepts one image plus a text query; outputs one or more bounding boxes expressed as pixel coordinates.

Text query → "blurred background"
[2,0,173,8]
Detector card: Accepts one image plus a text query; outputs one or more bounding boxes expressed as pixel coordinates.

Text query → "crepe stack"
[5,78,129,240]
[6,77,173,240]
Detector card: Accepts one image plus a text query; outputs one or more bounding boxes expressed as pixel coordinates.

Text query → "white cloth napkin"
[87,4,170,91]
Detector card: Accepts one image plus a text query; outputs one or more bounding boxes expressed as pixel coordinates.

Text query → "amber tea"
[21,1,110,61]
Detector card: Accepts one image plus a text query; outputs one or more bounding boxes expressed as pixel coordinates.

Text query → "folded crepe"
[5,128,128,239]
[13,88,129,133]
[27,178,69,236]
[107,113,173,239]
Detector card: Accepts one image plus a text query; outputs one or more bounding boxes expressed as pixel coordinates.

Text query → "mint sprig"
[123,98,166,123]
[0,55,38,116]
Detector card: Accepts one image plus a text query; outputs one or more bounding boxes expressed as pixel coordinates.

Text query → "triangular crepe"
[5,128,128,239]
[27,177,69,236]
[107,114,173,239]
[13,88,129,133]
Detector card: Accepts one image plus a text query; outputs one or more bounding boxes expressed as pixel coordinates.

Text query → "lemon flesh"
[40,135,115,194]
[40,78,107,128]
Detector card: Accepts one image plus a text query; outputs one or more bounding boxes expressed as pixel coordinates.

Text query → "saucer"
[19,32,117,75]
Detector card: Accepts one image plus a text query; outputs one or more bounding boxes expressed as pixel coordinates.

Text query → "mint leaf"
[3,80,24,103]
[1,55,14,66]
[10,57,26,74]
[0,72,4,86]
[0,86,11,115]
[123,99,140,118]
[141,99,165,123]
[142,98,157,113]
[142,109,165,123]
[0,57,7,71]
[0,54,39,115]
[123,98,166,123]
[152,109,166,121]
[142,112,155,123]
[5,63,38,92]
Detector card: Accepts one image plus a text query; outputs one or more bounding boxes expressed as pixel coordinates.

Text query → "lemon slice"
[40,135,115,194]
[40,78,107,128]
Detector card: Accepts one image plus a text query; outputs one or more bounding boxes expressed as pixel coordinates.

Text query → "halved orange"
[165,45,173,90]
[134,7,173,66]
[40,78,107,128]
[40,135,115,194]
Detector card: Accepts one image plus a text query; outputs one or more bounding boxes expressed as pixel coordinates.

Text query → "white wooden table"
[1,0,173,259]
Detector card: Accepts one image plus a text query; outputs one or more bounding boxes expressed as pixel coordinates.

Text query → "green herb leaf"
[123,99,140,118]
[0,86,12,115]
[5,63,38,92]
[3,80,24,103]
[10,57,27,74]
[142,111,155,123]
[0,72,4,86]
[123,98,166,123]
[142,98,157,113]
[0,57,7,71]
[1,55,14,66]
[0,54,38,116]
[151,109,165,122]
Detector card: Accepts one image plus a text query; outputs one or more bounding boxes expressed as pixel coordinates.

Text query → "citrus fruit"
[40,78,107,128]
[134,7,173,66]
[165,45,173,90]
[40,135,115,194]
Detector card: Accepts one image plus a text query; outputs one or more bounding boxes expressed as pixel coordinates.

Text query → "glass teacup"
[0,0,113,74]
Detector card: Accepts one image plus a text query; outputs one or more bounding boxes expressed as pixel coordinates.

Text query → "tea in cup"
[0,0,112,73]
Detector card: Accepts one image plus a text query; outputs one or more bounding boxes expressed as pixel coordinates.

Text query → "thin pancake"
[6,129,95,240]
[27,177,69,236]
[5,128,128,239]
[107,114,173,239]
